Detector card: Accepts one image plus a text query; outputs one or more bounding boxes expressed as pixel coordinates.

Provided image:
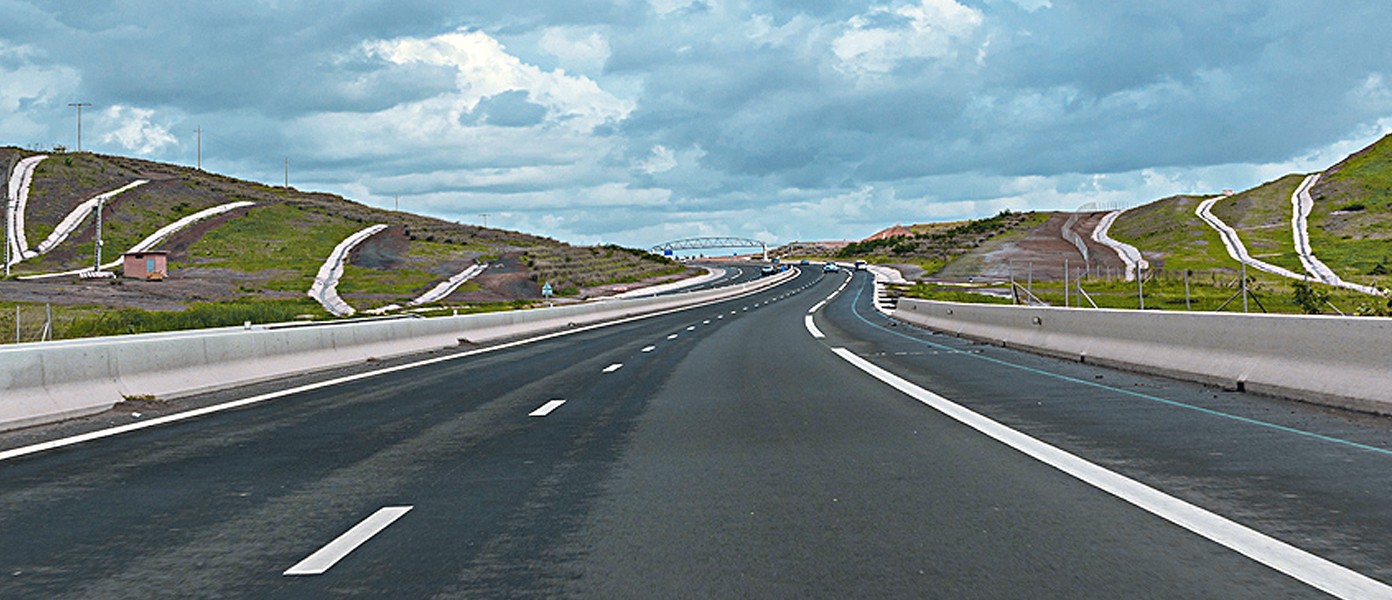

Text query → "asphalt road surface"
[4,267,1392,598]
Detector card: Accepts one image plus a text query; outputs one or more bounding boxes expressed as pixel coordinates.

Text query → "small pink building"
[122,251,168,280]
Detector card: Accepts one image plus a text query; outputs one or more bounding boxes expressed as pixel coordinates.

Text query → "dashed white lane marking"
[703,320,711,324]
[641,346,656,353]
[603,363,624,373]
[830,348,1392,600]
[284,506,413,576]
[804,315,825,339]
[809,301,827,314]
[529,400,567,417]
[667,334,679,340]
[730,311,737,315]
[686,326,696,331]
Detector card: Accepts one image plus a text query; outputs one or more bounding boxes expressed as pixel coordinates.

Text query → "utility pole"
[480,213,489,228]
[68,102,93,152]
[395,195,399,211]
[284,158,289,188]
[196,127,202,170]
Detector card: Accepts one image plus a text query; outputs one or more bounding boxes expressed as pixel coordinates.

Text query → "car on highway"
[799,259,810,265]
[854,260,867,271]
[823,262,839,272]
[760,265,776,276]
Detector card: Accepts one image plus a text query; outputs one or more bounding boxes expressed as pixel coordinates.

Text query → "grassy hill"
[873,133,1392,316]
[0,146,687,341]
[1308,133,1392,277]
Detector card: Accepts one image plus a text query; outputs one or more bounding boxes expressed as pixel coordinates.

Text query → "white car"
[823,262,839,272]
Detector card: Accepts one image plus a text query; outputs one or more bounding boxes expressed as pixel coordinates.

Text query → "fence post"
[1184,270,1191,311]
[1137,266,1145,310]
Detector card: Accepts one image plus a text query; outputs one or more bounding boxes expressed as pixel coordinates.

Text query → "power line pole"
[67,102,93,152]
[395,194,399,211]
[284,157,289,188]
[480,213,489,228]
[196,127,202,170]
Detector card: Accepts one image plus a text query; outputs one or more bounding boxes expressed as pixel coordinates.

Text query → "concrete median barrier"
[0,268,795,432]
[892,299,1392,415]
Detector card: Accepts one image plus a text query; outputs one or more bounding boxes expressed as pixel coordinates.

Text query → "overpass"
[650,236,769,260]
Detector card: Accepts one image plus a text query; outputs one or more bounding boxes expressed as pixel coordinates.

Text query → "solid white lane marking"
[829,348,1392,600]
[667,334,679,339]
[529,400,567,417]
[641,346,656,353]
[809,301,827,314]
[603,363,624,373]
[284,506,413,576]
[804,315,825,339]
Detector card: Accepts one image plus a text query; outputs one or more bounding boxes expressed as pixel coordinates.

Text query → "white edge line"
[529,400,567,417]
[809,301,827,314]
[0,275,789,463]
[284,506,413,576]
[829,347,1391,600]
[804,315,825,339]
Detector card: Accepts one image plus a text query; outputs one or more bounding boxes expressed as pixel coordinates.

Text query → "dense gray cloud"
[2,0,1391,246]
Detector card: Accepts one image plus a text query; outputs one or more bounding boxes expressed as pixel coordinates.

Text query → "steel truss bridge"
[650,237,769,260]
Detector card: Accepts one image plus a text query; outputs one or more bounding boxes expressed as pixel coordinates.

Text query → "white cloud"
[538,27,611,73]
[99,105,177,155]
[649,0,698,16]
[1349,73,1392,111]
[366,28,632,132]
[833,0,984,75]
[635,145,678,174]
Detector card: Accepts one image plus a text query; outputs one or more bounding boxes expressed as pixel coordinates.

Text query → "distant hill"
[0,147,687,331]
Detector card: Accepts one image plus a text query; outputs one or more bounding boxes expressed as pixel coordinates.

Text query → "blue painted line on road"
[845,277,1392,459]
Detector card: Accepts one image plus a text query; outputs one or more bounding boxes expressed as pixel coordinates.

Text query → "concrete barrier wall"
[892,299,1392,414]
[0,269,794,431]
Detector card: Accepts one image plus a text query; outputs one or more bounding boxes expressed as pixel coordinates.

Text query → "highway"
[4,267,1392,597]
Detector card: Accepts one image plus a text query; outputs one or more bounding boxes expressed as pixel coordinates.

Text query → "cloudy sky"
[3,1,1391,247]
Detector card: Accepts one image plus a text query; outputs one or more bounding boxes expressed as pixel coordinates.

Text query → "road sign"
[541,282,553,298]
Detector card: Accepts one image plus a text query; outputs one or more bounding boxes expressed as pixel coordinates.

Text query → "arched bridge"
[650,237,769,260]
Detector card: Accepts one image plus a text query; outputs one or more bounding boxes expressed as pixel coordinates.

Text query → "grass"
[899,270,1388,315]
[1208,174,1306,274]
[0,298,322,344]
[1306,133,1392,285]
[187,203,362,275]
[1105,195,1234,272]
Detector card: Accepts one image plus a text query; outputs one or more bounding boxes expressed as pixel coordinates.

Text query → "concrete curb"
[0,267,795,432]
[891,299,1392,415]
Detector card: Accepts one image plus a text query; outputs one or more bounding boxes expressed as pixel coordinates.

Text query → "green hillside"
[0,146,687,340]
[1308,133,1392,280]
[1105,195,1228,272]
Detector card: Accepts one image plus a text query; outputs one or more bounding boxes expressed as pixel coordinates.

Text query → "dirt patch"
[957,212,1128,280]
[447,252,539,303]
[349,225,409,270]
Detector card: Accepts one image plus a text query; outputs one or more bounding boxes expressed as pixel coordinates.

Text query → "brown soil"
[447,252,540,303]
[349,226,409,270]
[971,212,1129,280]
